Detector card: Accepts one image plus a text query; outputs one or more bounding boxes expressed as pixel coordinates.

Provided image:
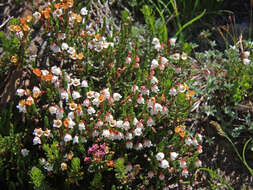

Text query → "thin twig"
[0,16,13,29]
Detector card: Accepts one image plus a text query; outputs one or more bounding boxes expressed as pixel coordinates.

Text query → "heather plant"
[0,0,204,189]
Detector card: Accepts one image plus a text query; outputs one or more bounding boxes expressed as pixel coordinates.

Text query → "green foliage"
[194,42,253,149]
[29,167,50,190]
[0,122,28,189]
[141,5,156,37]
[67,157,84,185]
[1,0,252,189]
[114,158,127,182]
[42,141,60,165]
[128,0,227,42]
[90,172,103,189]
[0,102,14,135]
[0,31,20,54]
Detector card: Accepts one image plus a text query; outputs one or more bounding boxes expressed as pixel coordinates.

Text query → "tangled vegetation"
[0,0,252,189]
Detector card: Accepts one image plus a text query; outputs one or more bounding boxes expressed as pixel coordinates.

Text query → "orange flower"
[174,126,181,133]
[187,90,195,97]
[33,92,40,99]
[26,15,33,22]
[46,7,51,12]
[95,33,101,41]
[64,118,69,128]
[67,152,74,160]
[69,102,77,110]
[71,13,77,19]
[77,53,84,60]
[26,96,34,106]
[67,0,74,7]
[41,74,53,81]
[61,3,69,10]
[186,90,195,100]
[179,130,186,138]
[150,97,156,103]
[54,3,61,9]
[106,160,114,167]
[161,93,166,102]
[76,104,82,113]
[44,128,51,136]
[11,56,18,63]
[19,99,26,106]
[175,125,186,138]
[14,25,21,32]
[26,89,31,96]
[76,15,82,23]
[33,68,42,77]
[42,8,51,19]
[98,94,105,103]
[22,24,30,32]
[20,17,26,25]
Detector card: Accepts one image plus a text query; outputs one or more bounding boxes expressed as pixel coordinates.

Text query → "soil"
[0,0,253,189]
[197,121,253,189]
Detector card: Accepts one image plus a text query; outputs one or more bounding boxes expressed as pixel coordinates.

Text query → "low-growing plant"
[192,33,253,151]
[0,0,204,189]
[2,0,253,189]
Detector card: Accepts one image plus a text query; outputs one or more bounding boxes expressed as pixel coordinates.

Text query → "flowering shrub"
[0,0,205,189]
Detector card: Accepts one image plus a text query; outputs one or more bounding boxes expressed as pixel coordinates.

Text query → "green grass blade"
[242,138,253,175]
[175,9,206,38]
[195,168,234,190]
[147,0,168,42]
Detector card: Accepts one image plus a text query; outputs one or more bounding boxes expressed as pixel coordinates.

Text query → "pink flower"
[195,133,203,143]
[177,82,186,93]
[123,120,130,130]
[179,159,187,168]
[195,159,202,167]
[83,98,90,107]
[162,106,168,115]
[135,142,143,150]
[96,119,104,127]
[131,84,139,94]
[134,127,142,136]
[140,86,149,96]
[126,141,133,149]
[147,117,155,127]
[192,137,199,146]
[182,168,189,177]
[137,95,145,104]
[169,86,177,96]
[197,145,203,153]
[125,56,131,64]
[159,173,165,180]
[185,137,192,146]
[84,157,91,163]
[148,170,154,178]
